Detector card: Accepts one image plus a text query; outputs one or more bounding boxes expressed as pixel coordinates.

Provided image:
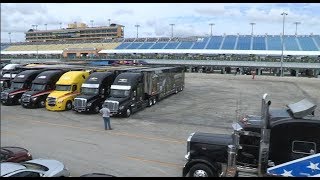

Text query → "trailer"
[104,66,185,117]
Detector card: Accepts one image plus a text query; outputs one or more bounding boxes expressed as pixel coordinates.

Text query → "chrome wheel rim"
[126,109,131,117]
[40,100,45,107]
[193,170,208,177]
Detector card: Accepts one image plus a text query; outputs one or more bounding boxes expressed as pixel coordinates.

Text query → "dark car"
[80,173,116,177]
[0,147,32,163]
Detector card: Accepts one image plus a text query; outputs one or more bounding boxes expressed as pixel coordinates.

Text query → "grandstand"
[1,35,320,58]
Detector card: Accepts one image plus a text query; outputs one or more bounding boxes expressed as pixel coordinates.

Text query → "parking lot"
[1,73,320,177]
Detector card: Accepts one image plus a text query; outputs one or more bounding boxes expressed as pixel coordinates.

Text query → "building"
[25,22,124,42]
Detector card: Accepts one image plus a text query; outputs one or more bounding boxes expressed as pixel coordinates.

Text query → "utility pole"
[280,12,288,77]
[169,24,175,38]
[135,24,140,38]
[209,23,215,37]
[294,22,301,35]
[250,22,256,35]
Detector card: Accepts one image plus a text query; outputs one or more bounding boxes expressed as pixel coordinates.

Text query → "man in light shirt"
[99,105,112,130]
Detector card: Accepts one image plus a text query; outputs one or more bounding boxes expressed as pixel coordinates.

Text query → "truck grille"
[22,94,31,103]
[47,97,56,106]
[1,92,8,100]
[105,100,119,112]
[74,98,87,108]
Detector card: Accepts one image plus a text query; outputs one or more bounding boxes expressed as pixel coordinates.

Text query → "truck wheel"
[189,163,216,177]
[125,108,131,117]
[66,101,72,110]
[94,105,100,113]
[39,100,45,108]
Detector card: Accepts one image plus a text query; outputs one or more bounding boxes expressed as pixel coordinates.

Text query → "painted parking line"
[5,117,185,144]
[123,155,182,168]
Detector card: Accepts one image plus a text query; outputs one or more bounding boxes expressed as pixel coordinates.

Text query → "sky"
[1,3,320,43]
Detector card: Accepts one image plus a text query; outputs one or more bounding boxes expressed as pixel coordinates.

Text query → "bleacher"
[2,35,320,58]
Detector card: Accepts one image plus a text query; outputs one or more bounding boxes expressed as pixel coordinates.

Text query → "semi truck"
[21,70,66,108]
[73,66,150,113]
[103,66,185,117]
[46,71,90,111]
[0,69,45,105]
[182,93,319,177]
[73,71,115,113]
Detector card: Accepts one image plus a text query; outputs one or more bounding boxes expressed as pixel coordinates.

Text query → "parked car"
[0,158,70,177]
[80,173,116,177]
[0,146,32,163]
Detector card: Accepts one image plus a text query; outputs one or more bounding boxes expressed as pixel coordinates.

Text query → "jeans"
[103,117,111,130]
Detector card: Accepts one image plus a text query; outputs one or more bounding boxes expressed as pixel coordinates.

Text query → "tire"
[66,101,72,111]
[39,100,45,108]
[125,107,131,117]
[94,105,100,113]
[189,163,217,177]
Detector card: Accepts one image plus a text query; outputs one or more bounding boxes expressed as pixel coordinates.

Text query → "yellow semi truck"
[46,71,90,111]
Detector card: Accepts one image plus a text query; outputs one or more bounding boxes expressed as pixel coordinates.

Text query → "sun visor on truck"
[286,98,317,118]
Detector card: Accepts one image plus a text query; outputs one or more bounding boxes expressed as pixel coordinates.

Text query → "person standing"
[99,105,112,130]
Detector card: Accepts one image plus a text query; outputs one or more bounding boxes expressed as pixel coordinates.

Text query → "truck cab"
[73,71,115,113]
[182,94,319,177]
[21,70,66,108]
[1,69,45,105]
[46,71,90,111]
[104,72,146,117]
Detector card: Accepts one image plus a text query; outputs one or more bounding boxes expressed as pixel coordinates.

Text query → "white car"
[0,158,70,177]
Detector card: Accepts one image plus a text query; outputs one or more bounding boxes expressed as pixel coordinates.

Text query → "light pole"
[209,23,214,37]
[35,24,38,30]
[8,32,11,43]
[90,20,94,27]
[108,19,111,26]
[169,24,175,38]
[280,12,288,77]
[294,21,301,35]
[59,22,62,29]
[250,22,256,35]
[44,23,47,31]
[135,24,140,38]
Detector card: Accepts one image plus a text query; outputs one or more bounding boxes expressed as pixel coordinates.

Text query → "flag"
[267,153,320,177]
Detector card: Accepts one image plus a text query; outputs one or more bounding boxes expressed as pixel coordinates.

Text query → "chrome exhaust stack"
[258,93,271,176]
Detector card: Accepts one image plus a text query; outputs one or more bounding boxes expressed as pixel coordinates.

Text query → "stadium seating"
[297,36,318,51]
[206,36,223,49]
[253,36,266,50]
[237,35,252,50]
[267,36,282,50]
[192,37,209,49]
[221,35,237,50]
[284,36,300,51]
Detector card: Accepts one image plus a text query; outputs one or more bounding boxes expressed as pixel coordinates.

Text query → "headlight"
[9,94,15,98]
[87,102,92,106]
[119,105,124,110]
[187,132,195,153]
[58,99,64,103]
[31,97,37,101]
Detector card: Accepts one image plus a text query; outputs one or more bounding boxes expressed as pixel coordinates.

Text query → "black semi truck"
[1,69,45,105]
[103,66,185,117]
[182,93,319,177]
[73,71,115,113]
[21,70,66,108]
[73,66,149,113]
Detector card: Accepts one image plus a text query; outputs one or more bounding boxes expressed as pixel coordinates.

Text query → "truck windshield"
[11,82,24,89]
[81,87,99,95]
[55,85,71,91]
[31,83,46,91]
[110,89,130,98]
